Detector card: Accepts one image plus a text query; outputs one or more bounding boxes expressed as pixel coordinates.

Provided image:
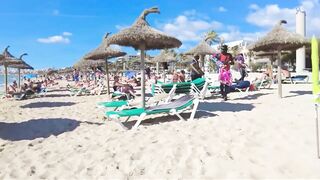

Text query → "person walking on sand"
[190,54,204,81]
[213,45,234,101]
[235,53,247,81]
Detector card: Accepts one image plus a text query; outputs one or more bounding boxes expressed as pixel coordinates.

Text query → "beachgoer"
[213,45,234,101]
[145,67,151,79]
[178,70,186,82]
[235,53,247,81]
[190,54,204,81]
[172,70,179,83]
[112,76,136,99]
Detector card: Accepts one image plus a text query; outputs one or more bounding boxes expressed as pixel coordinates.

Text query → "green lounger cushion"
[106,108,145,117]
[156,78,205,94]
[106,95,194,118]
[98,100,128,107]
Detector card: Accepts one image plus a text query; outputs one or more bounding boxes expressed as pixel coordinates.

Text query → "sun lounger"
[105,95,200,130]
[98,93,170,111]
[230,80,251,97]
[152,78,208,99]
[283,75,309,84]
[253,78,272,90]
[68,86,91,96]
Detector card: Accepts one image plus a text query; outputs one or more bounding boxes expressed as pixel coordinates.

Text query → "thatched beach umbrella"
[152,49,177,75]
[107,7,182,107]
[0,46,21,94]
[83,33,126,94]
[8,53,34,89]
[185,40,216,68]
[248,20,308,98]
[74,58,106,69]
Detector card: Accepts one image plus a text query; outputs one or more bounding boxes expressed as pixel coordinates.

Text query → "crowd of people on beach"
[2,44,294,101]
[4,76,59,99]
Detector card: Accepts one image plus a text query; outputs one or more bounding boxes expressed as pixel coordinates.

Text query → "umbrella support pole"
[277,50,282,98]
[156,62,159,76]
[140,46,146,108]
[4,65,8,94]
[105,59,110,95]
[315,104,320,159]
[18,68,21,89]
[200,55,205,71]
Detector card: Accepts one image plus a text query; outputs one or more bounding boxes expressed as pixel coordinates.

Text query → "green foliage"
[249,62,264,72]
[205,30,220,45]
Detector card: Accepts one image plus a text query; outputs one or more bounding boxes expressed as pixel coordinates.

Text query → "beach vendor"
[212,45,234,101]
[190,54,204,81]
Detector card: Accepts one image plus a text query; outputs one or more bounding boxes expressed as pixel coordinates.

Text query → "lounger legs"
[109,117,128,130]
[189,98,199,121]
[132,113,147,130]
[170,109,186,121]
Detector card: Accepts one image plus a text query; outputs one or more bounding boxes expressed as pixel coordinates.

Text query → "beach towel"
[218,68,232,86]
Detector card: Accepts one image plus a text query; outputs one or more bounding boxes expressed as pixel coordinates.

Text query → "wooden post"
[140,45,146,108]
[277,50,282,98]
[18,68,21,89]
[105,59,110,95]
[4,65,8,94]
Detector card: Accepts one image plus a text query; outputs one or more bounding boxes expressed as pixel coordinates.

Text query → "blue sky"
[1,0,319,69]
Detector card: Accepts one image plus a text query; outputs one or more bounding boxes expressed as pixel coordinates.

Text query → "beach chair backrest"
[146,95,194,112]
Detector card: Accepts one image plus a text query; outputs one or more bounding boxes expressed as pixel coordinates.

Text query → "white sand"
[0,80,320,179]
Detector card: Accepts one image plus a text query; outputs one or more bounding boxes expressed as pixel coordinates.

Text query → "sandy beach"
[0,79,320,179]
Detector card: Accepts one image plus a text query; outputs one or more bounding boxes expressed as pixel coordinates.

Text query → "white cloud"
[161,14,222,42]
[37,32,72,44]
[37,35,70,44]
[218,6,227,12]
[246,4,296,29]
[62,32,72,36]
[246,0,320,36]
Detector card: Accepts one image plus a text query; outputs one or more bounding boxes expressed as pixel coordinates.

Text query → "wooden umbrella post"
[156,62,159,76]
[18,68,21,89]
[4,65,8,94]
[277,50,282,98]
[200,54,205,70]
[105,59,110,95]
[140,44,146,108]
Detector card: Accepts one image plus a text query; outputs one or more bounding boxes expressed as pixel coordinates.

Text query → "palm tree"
[230,45,240,57]
[204,30,220,45]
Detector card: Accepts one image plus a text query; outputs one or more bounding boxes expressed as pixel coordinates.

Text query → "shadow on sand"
[45,94,72,98]
[232,92,271,100]
[0,118,80,141]
[199,101,255,112]
[284,90,312,98]
[20,102,76,108]
[121,110,217,129]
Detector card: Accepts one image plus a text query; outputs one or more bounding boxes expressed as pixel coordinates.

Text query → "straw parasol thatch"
[152,49,177,75]
[184,40,216,68]
[248,20,308,98]
[74,58,106,69]
[152,49,177,63]
[7,53,33,88]
[83,33,126,94]
[0,46,22,94]
[107,7,182,107]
